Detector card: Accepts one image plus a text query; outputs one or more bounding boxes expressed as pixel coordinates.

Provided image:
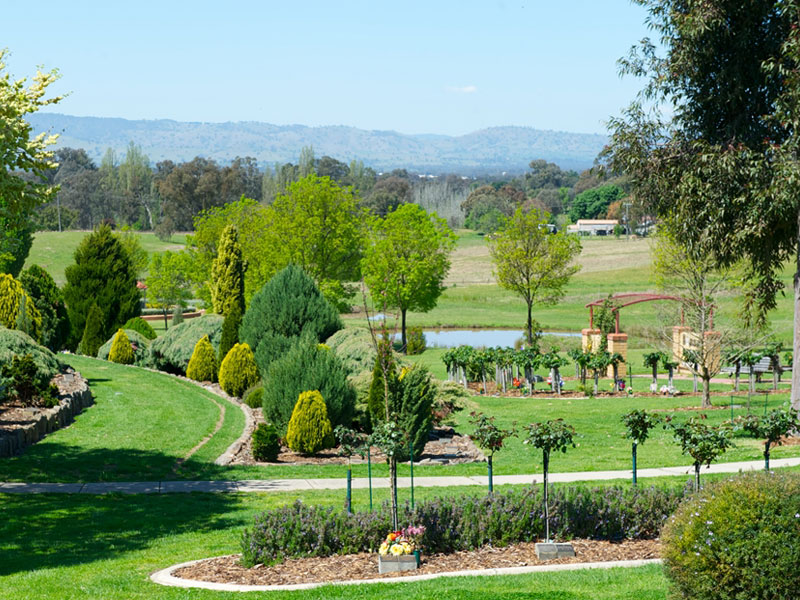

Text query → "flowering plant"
[378,525,425,556]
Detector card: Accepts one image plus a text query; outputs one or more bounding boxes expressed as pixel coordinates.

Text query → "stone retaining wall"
[0,370,94,458]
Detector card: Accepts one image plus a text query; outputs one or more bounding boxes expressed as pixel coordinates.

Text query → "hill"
[29,113,607,173]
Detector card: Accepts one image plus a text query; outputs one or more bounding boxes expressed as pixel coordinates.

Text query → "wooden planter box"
[378,554,418,574]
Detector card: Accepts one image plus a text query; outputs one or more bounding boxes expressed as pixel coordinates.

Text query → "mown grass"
[24,230,187,285]
[0,355,243,483]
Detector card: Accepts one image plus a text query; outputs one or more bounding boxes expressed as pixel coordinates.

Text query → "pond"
[395,329,581,348]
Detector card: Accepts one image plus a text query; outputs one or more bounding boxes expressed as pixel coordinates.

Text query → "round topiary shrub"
[243,383,264,409]
[97,329,151,364]
[251,422,280,462]
[122,316,157,340]
[108,329,135,364]
[662,471,800,600]
[219,342,259,397]
[186,335,218,382]
[285,390,334,455]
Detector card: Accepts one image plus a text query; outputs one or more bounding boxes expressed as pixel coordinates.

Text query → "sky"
[2,1,654,136]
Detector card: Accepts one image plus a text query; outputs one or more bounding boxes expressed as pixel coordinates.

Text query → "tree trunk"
[593,371,599,395]
[749,371,755,394]
[554,367,561,395]
[735,363,741,392]
[162,308,169,330]
[652,365,658,388]
[694,462,701,492]
[668,367,674,389]
[701,375,711,408]
[401,308,407,353]
[526,301,534,345]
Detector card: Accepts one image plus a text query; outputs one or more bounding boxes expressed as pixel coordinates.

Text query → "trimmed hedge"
[286,390,334,455]
[108,329,135,364]
[148,314,223,374]
[262,341,355,434]
[219,343,259,397]
[241,484,684,567]
[662,471,800,600]
[97,329,151,365]
[186,335,218,382]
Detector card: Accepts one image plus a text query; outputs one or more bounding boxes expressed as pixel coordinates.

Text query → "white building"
[566,219,619,236]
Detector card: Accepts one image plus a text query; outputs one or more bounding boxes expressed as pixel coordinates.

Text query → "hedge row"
[240,484,684,566]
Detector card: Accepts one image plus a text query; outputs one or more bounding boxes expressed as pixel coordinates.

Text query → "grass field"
[0,356,244,483]
[24,230,187,285]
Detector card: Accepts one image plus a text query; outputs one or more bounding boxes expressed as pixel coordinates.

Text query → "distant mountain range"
[29,113,607,174]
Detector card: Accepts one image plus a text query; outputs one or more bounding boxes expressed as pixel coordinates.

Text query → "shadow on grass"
[0,490,241,576]
[0,444,201,483]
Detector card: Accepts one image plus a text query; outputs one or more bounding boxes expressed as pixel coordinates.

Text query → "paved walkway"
[2,456,798,495]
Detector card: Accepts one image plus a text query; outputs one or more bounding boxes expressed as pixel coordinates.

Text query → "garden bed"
[173,539,660,586]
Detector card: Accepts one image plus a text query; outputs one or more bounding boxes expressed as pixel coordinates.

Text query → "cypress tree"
[79,303,105,357]
[63,225,141,349]
[211,224,245,316]
[108,329,135,364]
[218,299,242,364]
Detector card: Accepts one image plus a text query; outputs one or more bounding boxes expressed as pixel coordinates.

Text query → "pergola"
[585,293,714,334]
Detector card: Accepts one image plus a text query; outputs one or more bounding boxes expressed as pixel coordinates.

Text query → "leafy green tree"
[469,411,517,493]
[264,174,367,311]
[489,207,581,345]
[643,351,667,389]
[621,410,661,485]
[0,49,62,277]
[740,406,800,470]
[362,203,456,351]
[210,224,245,316]
[523,419,576,542]
[19,265,70,351]
[63,225,141,348]
[671,417,733,491]
[146,251,193,330]
[603,1,800,412]
[567,184,624,222]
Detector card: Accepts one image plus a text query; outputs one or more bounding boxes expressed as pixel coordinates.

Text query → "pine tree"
[63,225,141,349]
[79,303,105,357]
[210,224,245,316]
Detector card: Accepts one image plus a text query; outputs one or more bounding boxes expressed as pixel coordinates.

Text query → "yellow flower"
[401,542,412,554]
[390,543,404,556]
[379,542,389,555]
[399,367,410,381]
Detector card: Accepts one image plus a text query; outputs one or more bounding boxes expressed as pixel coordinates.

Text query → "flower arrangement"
[378,525,425,556]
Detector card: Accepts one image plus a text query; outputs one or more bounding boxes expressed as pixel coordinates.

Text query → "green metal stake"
[367,446,373,512]
[346,467,352,514]
[409,441,415,510]
[632,442,638,486]
[488,455,494,493]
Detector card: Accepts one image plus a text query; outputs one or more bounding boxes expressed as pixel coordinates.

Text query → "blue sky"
[3,1,653,136]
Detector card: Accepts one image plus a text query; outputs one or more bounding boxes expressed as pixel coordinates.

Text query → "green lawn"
[0,483,676,600]
[24,230,187,285]
[0,355,244,483]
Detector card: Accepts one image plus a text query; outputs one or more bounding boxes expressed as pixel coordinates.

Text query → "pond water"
[395,329,581,348]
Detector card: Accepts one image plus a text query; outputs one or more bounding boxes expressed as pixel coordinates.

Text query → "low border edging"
[150,555,663,592]
[0,370,93,457]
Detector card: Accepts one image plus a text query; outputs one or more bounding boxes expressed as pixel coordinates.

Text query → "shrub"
[148,314,223,374]
[241,484,684,567]
[108,329,135,364]
[186,335,218,382]
[253,331,298,377]
[63,225,141,349]
[251,422,280,462]
[0,327,61,381]
[392,365,435,461]
[218,343,259,397]
[0,353,55,407]
[325,328,376,376]
[210,224,245,316]
[262,341,355,434]
[97,329,151,364]
[243,384,264,409]
[662,472,800,600]
[405,326,426,355]
[79,303,105,357]
[19,265,70,351]
[240,265,342,355]
[218,299,242,365]
[121,317,156,340]
[285,390,334,455]
[0,273,42,342]
[171,305,184,327]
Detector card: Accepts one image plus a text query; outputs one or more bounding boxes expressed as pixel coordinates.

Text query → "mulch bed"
[173,539,660,586]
